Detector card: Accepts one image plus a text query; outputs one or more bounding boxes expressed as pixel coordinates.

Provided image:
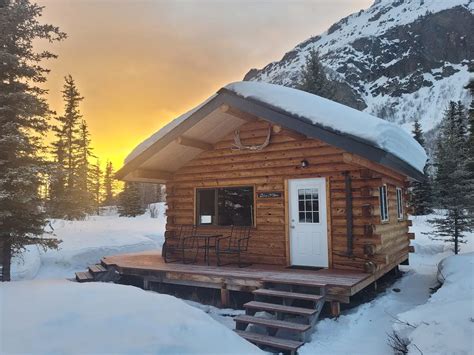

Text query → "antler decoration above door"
[232,126,271,151]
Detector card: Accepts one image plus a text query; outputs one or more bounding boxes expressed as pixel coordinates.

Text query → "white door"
[289,178,329,267]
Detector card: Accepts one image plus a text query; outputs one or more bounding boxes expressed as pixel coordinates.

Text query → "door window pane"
[297,188,320,224]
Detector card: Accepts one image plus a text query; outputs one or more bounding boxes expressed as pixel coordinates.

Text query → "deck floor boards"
[103,251,372,301]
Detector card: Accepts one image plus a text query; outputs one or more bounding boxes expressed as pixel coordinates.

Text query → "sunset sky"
[37,0,372,169]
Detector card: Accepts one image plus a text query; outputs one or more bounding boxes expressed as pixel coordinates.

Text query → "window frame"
[379,185,389,223]
[396,187,404,221]
[194,185,256,227]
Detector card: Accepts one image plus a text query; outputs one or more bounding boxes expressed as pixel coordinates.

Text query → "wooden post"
[220,285,230,307]
[330,301,340,317]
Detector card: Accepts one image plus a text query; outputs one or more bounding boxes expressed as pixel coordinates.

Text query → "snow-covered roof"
[125,95,217,164]
[224,81,427,172]
[121,81,427,180]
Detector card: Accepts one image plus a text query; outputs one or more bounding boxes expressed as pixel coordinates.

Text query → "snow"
[248,0,473,135]
[5,206,473,354]
[226,81,427,172]
[11,203,166,280]
[394,252,474,355]
[124,95,217,164]
[0,280,261,354]
[201,213,473,355]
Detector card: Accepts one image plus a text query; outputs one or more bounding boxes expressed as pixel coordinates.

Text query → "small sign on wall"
[257,192,283,199]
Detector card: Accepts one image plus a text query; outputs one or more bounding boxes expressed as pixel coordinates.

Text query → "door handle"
[290,225,295,229]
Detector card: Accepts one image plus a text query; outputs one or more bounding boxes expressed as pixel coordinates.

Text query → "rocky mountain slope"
[245,0,474,134]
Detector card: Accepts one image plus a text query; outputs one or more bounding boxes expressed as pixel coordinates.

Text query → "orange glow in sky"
[37,0,372,170]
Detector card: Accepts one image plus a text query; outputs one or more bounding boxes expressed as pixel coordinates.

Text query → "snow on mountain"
[245,0,474,135]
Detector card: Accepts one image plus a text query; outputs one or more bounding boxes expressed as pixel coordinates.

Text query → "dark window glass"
[379,185,389,222]
[196,187,254,226]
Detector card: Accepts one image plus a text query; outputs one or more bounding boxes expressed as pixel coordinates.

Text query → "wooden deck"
[102,251,375,303]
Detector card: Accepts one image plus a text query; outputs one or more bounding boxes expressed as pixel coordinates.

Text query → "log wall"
[165,120,411,272]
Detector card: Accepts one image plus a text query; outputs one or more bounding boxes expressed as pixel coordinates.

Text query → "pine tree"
[0,0,65,281]
[49,75,85,219]
[410,118,432,215]
[297,49,336,100]
[77,119,94,213]
[118,182,146,217]
[103,161,116,206]
[89,159,102,215]
[429,102,474,254]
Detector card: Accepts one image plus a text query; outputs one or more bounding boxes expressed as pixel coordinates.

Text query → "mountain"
[244,0,474,136]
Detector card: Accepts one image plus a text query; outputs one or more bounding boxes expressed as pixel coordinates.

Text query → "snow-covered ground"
[2,208,473,354]
[0,280,261,354]
[197,214,474,355]
[11,203,166,280]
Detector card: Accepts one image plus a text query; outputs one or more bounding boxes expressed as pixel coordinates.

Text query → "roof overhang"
[117,89,425,182]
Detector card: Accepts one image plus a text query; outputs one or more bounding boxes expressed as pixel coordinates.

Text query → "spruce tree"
[103,161,116,206]
[429,102,474,254]
[297,49,336,100]
[50,75,85,219]
[118,182,146,217]
[0,0,65,281]
[89,159,102,215]
[77,119,94,213]
[410,118,432,215]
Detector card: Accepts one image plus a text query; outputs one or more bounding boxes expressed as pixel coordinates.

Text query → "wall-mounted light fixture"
[300,159,309,168]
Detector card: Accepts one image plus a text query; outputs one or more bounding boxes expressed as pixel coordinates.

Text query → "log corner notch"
[342,171,354,257]
[175,136,213,151]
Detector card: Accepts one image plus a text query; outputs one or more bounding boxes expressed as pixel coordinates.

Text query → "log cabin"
[108,81,426,352]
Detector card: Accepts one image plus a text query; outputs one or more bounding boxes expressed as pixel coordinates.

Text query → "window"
[298,188,320,223]
[396,187,404,220]
[379,185,389,222]
[196,186,254,226]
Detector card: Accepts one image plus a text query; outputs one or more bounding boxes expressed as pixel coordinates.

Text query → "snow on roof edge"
[225,81,427,172]
[124,94,217,164]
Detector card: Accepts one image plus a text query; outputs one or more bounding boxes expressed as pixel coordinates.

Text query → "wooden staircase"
[234,277,326,355]
[75,262,120,283]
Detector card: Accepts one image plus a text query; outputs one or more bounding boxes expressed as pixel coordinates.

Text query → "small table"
[194,234,222,266]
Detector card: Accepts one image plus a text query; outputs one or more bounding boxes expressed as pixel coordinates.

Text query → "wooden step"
[244,301,316,316]
[263,276,326,289]
[234,315,310,332]
[89,264,107,274]
[75,271,94,283]
[253,288,324,302]
[235,330,304,352]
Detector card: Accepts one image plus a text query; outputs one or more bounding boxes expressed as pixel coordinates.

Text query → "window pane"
[305,200,312,211]
[306,212,312,222]
[299,200,305,212]
[217,186,254,226]
[305,189,312,199]
[313,212,320,223]
[299,212,305,223]
[298,189,305,200]
[312,199,319,212]
[197,189,215,225]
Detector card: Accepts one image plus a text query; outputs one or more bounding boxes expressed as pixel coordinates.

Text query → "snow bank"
[11,245,41,280]
[226,81,427,172]
[394,252,474,354]
[0,280,261,354]
[12,203,166,280]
